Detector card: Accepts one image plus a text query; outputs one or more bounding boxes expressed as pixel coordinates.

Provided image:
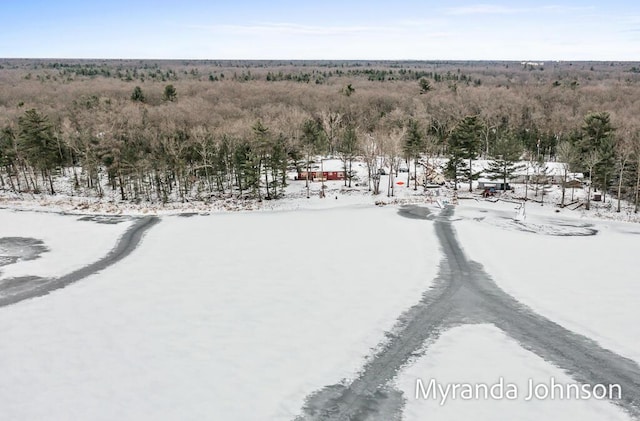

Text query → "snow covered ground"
[0,206,440,421]
[0,209,132,280]
[454,200,640,364]
[0,172,431,216]
[1,188,639,420]
[395,324,631,421]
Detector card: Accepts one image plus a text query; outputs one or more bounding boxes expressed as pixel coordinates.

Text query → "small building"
[565,178,583,189]
[296,159,346,181]
[477,180,511,190]
[510,162,582,185]
[296,170,345,181]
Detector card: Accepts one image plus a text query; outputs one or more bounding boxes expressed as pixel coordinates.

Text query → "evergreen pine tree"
[449,116,484,192]
[131,86,145,102]
[403,119,425,190]
[300,118,327,197]
[486,134,523,190]
[581,112,615,202]
[18,108,59,194]
[163,84,177,102]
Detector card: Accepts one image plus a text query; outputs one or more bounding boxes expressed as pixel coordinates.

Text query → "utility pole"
[524,162,529,201]
[320,158,326,198]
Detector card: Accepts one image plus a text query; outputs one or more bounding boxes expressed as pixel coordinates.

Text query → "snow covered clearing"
[0,205,440,421]
[455,200,640,364]
[395,324,631,421]
[0,175,432,217]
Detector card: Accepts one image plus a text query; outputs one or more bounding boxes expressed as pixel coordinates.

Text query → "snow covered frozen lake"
[455,201,640,364]
[0,201,638,420]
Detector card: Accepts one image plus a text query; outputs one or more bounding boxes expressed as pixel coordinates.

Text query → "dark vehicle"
[482,187,496,198]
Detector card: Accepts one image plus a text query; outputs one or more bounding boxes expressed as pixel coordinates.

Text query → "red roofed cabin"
[296,159,346,181]
[296,169,345,181]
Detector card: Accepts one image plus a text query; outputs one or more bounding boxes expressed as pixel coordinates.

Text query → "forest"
[1,59,639,210]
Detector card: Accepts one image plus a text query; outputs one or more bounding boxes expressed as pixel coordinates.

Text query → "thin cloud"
[396,18,449,27]
[193,22,389,36]
[445,4,595,16]
[445,4,519,15]
[621,15,640,28]
[191,21,450,38]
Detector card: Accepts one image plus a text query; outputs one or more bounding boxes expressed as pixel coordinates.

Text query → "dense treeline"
[1,60,639,210]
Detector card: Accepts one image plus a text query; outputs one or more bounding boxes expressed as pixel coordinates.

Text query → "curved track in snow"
[0,216,159,308]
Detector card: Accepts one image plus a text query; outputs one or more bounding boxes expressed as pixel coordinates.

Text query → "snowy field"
[0,205,439,421]
[454,200,640,364]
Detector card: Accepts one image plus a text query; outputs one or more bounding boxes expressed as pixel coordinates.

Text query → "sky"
[1,0,639,60]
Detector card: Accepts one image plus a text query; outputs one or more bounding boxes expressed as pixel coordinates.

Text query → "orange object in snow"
[396,181,405,185]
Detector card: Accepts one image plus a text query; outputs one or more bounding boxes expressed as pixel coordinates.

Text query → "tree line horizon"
[0,59,639,211]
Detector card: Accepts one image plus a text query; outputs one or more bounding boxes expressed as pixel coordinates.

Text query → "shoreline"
[2,186,639,224]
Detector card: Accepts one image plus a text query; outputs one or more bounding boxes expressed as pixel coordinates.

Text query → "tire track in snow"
[296,205,640,420]
[0,216,159,308]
